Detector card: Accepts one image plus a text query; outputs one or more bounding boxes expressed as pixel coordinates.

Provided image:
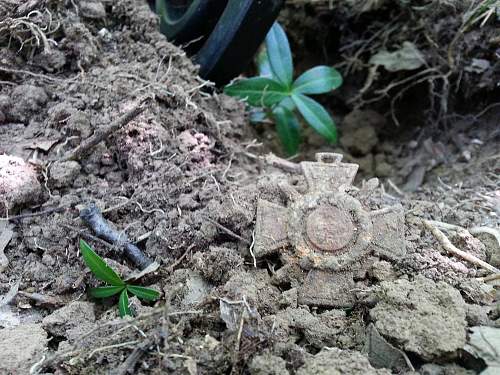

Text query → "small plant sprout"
[79,239,160,317]
[224,22,343,155]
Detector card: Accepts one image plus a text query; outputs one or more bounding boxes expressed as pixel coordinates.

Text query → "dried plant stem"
[61,96,153,161]
[423,220,500,274]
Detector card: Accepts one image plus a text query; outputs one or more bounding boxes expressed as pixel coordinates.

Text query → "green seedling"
[79,239,160,317]
[224,22,343,155]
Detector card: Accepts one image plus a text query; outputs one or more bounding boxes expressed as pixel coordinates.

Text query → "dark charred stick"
[61,96,153,162]
[80,203,152,270]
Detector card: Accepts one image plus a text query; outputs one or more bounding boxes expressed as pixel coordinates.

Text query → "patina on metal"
[254,153,406,308]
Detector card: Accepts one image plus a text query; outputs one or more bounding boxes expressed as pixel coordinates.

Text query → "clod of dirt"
[47,104,92,139]
[370,275,467,360]
[49,161,82,189]
[296,348,390,375]
[340,109,384,156]
[341,126,378,156]
[279,288,298,308]
[179,335,231,374]
[0,323,47,373]
[0,84,48,123]
[79,1,107,19]
[33,48,67,72]
[191,246,244,284]
[452,230,487,261]
[465,304,493,326]
[61,21,99,68]
[374,154,394,178]
[42,301,95,337]
[368,260,397,282]
[459,279,496,305]
[0,154,43,216]
[223,270,281,315]
[25,260,51,282]
[479,232,500,268]
[249,352,289,375]
[265,307,364,350]
[177,130,215,166]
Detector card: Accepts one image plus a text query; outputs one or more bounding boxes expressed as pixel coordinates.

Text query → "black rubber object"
[153,0,284,86]
[154,0,227,54]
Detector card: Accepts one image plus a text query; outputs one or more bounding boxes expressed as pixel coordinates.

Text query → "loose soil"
[0,1,499,375]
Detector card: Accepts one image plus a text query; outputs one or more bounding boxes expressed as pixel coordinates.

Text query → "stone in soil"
[0,323,47,373]
[370,275,467,360]
[171,269,212,307]
[0,154,43,216]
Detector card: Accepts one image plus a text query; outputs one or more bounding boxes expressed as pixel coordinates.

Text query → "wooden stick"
[423,220,500,274]
[61,96,153,161]
[264,153,302,174]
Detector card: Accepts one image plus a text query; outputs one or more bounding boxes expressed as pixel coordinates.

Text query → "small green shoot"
[224,22,343,155]
[79,239,159,318]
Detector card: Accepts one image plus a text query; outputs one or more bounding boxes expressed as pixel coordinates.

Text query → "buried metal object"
[254,153,406,308]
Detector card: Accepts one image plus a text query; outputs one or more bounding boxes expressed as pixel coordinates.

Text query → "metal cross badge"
[254,153,406,308]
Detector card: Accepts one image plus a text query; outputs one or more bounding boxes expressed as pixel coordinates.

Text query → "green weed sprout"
[79,239,159,317]
[224,22,343,155]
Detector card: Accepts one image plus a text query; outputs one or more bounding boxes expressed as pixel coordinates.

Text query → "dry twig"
[204,217,251,244]
[60,96,153,161]
[423,220,500,274]
[112,336,156,375]
[263,153,302,173]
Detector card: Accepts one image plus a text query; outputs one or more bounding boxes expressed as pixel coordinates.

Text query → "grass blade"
[127,285,160,301]
[293,66,343,95]
[272,106,301,156]
[265,23,293,86]
[118,289,131,318]
[90,286,124,299]
[79,239,124,286]
[291,94,337,143]
[224,77,289,107]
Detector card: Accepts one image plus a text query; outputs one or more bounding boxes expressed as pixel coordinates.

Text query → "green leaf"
[79,239,124,287]
[256,47,273,78]
[118,289,131,318]
[293,66,343,95]
[265,23,293,87]
[291,94,337,143]
[224,77,289,107]
[90,286,124,299]
[272,106,301,156]
[127,285,160,301]
[279,97,296,111]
